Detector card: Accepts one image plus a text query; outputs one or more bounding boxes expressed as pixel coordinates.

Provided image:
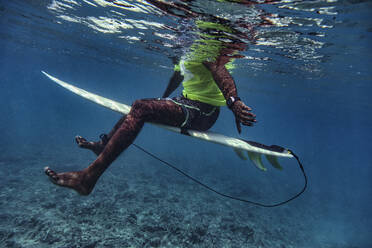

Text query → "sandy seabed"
[0,146,361,248]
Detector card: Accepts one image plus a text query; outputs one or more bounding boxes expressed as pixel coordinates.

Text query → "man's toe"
[44,167,59,181]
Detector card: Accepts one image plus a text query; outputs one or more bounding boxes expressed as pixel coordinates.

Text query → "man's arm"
[162,71,184,98]
[203,60,256,133]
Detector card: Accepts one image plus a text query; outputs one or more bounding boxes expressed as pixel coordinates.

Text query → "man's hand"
[231,101,256,133]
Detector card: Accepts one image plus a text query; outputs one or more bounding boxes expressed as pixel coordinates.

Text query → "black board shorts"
[167,96,220,132]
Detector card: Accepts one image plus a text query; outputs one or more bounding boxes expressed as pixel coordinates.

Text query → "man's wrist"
[226,96,241,109]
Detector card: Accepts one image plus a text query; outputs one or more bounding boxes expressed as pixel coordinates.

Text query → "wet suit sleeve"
[202,43,246,101]
[203,61,238,100]
[204,60,256,133]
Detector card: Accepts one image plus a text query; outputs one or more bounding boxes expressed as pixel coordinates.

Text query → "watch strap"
[227,96,241,109]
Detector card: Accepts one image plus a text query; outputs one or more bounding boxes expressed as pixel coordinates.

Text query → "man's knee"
[132,99,149,110]
[131,99,152,119]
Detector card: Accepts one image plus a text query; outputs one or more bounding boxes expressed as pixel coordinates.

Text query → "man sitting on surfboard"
[44,21,256,195]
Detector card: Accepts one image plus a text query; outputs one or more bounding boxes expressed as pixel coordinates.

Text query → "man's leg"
[75,114,127,156]
[45,98,185,195]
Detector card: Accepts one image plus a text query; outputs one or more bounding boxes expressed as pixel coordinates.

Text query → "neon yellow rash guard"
[174,61,225,106]
[175,21,236,107]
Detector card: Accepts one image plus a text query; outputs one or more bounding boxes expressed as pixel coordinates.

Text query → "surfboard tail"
[234,148,285,171]
[233,140,287,171]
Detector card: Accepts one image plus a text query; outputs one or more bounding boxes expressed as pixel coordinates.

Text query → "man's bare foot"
[44,167,95,195]
[75,136,105,156]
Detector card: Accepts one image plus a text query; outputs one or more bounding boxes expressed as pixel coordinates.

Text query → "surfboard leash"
[133,143,307,207]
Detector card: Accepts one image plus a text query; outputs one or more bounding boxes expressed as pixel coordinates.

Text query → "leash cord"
[133,144,307,207]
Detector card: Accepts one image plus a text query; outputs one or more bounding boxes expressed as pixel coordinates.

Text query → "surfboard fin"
[247,152,267,171]
[233,148,248,160]
[265,155,283,170]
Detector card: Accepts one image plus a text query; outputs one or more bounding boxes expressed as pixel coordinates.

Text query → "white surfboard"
[42,71,294,171]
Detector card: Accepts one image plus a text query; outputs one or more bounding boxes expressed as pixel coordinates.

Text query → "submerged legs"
[45,98,185,195]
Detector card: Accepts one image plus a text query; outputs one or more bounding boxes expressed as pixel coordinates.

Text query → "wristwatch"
[226,96,241,109]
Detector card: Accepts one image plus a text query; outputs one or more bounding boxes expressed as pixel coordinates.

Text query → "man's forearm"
[204,62,238,100]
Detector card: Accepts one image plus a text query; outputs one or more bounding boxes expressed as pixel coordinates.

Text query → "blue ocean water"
[1,0,371,247]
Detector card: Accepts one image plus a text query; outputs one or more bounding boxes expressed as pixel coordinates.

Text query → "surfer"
[44,7,257,196]
[44,51,256,195]
[44,47,257,195]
